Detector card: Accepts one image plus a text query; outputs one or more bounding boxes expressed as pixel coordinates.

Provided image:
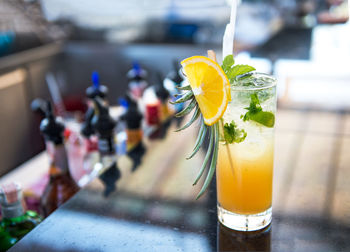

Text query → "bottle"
[66,132,85,182]
[114,97,130,156]
[81,108,99,173]
[120,97,143,151]
[40,101,80,217]
[92,98,121,196]
[165,60,185,127]
[168,60,184,87]
[84,71,108,147]
[143,87,161,127]
[121,98,146,171]
[77,108,100,187]
[127,62,148,101]
[154,72,172,122]
[165,60,185,113]
[78,71,108,184]
[0,226,14,252]
[0,183,42,251]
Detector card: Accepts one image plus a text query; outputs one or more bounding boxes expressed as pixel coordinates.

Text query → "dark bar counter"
[9,109,350,252]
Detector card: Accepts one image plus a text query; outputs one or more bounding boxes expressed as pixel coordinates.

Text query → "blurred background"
[0,0,349,192]
[0,1,350,250]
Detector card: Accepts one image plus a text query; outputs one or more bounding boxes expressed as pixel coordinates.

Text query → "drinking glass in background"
[216,73,277,231]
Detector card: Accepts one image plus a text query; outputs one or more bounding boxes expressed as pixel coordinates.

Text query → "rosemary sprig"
[192,122,213,185]
[196,123,219,199]
[175,98,196,117]
[175,106,200,132]
[187,116,207,160]
[176,85,192,91]
[170,90,193,104]
[172,89,219,199]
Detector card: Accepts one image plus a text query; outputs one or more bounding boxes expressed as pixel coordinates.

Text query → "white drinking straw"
[221,0,239,178]
[222,0,238,59]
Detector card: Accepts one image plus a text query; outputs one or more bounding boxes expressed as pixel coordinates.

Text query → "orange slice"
[181,56,230,126]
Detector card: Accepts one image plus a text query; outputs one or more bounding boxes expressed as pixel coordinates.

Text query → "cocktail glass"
[216,73,277,231]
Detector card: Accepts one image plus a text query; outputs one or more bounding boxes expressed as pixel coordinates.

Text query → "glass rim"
[231,72,277,91]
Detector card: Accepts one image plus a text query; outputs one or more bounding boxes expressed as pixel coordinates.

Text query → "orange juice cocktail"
[216,73,276,231]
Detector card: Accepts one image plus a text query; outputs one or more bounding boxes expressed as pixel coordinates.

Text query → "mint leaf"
[221,55,255,84]
[222,55,235,72]
[250,111,275,128]
[250,93,260,106]
[222,121,247,144]
[223,126,234,143]
[241,93,275,128]
[228,65,256,81]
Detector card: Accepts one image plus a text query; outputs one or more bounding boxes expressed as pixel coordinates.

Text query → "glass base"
[217,205,272,232]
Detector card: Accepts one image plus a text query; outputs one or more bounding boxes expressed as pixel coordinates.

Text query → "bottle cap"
[86,71,108,99]
[127,62,147,81]
[31,98,47,117]
[0,182,22,206]
[40,101,65,145]
[0,182,26,218]
[118,97,129,110]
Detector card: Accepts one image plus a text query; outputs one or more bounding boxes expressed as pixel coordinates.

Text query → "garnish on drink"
[241,93,275,128]
[172,51,257,199]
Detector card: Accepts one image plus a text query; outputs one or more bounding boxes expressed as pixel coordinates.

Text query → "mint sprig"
[241,93,275,128]
[221,120,247,144]
[222,54,235,72]
[221,55,256,83]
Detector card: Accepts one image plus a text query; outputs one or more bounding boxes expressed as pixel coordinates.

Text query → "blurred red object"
[145,102,160,126]
[63,95,88,113]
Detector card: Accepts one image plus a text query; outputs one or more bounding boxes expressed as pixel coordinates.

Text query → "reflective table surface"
[10,109,350,251]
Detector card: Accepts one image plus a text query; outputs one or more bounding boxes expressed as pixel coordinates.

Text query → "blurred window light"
[275,59,350,109]
[40,0,230,25]
[0,69,26,90]
[311,21,350,61]
[234,52,272,74]
[275,19,350,109]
